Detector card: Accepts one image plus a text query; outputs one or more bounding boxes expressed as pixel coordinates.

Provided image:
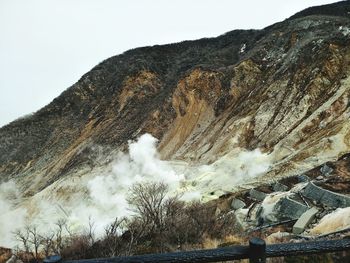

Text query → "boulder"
[293,207,319,234]
[273,182,289,192]
[302,182,350,208]
[249,189,267,201]
[275,197,309,219]
[231,198,246,210]
[320,164,333,176]
[297,174,310,183]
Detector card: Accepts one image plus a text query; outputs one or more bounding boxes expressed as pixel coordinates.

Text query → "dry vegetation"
[8,182,349,263]
[9,182,240,262]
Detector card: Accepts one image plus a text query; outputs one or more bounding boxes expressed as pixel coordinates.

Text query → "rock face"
[275,197,309,219]
[302,182,350,208]
[1,1,350,197]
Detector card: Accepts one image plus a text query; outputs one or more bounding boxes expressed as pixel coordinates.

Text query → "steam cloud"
[185,148,271,196]
[82,134,186,233]
[0,181,27,247]
[0,133,271,248]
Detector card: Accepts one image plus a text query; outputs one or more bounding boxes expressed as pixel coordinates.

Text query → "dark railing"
[46,238,350,263]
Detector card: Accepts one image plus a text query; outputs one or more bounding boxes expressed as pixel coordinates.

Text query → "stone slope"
[1,1,350,196]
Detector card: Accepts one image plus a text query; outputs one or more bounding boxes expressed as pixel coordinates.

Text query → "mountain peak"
[289,0,350,20]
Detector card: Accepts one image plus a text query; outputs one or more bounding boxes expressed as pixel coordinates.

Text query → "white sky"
[0,0,338,128]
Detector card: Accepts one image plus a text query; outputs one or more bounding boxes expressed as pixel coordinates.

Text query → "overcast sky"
[0,0,338,128]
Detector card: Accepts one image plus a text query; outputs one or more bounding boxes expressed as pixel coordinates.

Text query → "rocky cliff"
[1,1,350,199]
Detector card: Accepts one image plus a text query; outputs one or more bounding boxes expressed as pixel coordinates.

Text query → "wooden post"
[249,237,266,263]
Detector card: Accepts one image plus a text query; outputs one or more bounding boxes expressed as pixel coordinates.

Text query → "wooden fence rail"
[45,237,350,263]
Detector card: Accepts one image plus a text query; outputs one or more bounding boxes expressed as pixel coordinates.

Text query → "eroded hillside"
[0,1,350,217]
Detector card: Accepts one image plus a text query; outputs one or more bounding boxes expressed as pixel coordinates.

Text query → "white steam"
[186,148,271,198]
[0,133,272,248]
[0,181,27,247]
[85,134,185,231]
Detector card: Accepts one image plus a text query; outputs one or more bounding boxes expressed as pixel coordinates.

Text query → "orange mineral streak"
[159,69,222,159]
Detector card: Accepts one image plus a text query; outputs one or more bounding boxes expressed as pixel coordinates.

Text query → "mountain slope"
[1,1,350,198]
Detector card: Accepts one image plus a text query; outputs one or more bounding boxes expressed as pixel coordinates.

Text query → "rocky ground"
[0,1,350,262]
[216,152,350,244]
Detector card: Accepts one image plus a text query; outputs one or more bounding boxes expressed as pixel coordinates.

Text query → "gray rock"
[275,197,309,219]
[273,182,289,192]
[293,207,319,234]
[297,174,310,182]
[320,164,333,176]
[231,198,246,210]
[302,182,350,208]
[302,182,325,201]
[249,189,267,201]
[321,190,350,208]
[316,175,324,180]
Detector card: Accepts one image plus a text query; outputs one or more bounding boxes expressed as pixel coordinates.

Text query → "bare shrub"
[60,234,91,260]
[53,219,66,255]
[127,182,169,230]
[127,182,173,253]
[13,225,43,262]
[125,182,237,253]
[101,217,127,257]
[12,182,238,259]
[40,232,55,258]
[13,228,30,253]
[27,226,41,260]
[85,216,96,246]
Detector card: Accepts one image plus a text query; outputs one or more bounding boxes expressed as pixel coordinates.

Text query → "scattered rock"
[231,198,246,210]
[297,174,310,183]
[320,164,334,176]
[232,209,249,231]
[310,207,350,235]
[273,182,289,192]
[293,207,319,234]
[317,208,331,219]
[302,182,350,208]
[249,189,267,201]
[275,197,309,219]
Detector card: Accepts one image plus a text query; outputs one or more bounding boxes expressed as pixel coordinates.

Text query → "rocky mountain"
[1,1,350,245]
